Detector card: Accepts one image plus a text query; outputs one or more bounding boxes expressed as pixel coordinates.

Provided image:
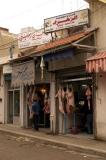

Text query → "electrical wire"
[0,0,105,51]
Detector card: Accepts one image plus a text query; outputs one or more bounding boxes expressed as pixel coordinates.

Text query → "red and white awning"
[86,51,106,73]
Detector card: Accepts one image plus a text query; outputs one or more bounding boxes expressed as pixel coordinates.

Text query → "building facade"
[3,5,106,141]
[85,0,106,140]
[0,27,19,124]
[0,1,105,142]
[7,25,96,136]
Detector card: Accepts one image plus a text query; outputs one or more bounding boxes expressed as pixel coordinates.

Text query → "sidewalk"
[0,124,106,157]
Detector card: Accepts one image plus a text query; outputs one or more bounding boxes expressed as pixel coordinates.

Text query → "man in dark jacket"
[32,94,41,131]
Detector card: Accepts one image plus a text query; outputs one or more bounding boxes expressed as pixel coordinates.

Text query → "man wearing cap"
[32,94,41,131]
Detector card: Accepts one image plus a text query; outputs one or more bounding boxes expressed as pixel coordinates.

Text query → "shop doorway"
[27,83,50,129]
[58,76,93,135]
[70,79,93,135]
[8,89,20,125]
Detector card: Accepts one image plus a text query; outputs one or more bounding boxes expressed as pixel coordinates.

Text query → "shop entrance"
[57,75,93,135]
[36,84,50,128]
[27,83,50,129]
[8,89,20,125]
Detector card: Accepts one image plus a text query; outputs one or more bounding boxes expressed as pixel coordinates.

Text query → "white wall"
[96,73,106,140]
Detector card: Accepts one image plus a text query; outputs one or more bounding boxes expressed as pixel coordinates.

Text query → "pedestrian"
[32,94,41,131]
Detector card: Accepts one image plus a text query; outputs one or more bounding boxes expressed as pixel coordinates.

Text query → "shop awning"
[11,60,35,87]
[86,51,106,73]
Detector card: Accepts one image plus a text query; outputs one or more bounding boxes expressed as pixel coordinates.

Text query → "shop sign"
[98,0,106,3]
[3,64,12,74]
[18,28,52,49]
[44,9,89,33]
[12,61,35,87]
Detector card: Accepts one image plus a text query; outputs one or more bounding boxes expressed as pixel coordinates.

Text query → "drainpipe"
[9,45,15,59]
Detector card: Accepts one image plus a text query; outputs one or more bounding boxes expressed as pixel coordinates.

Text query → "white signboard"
[18,29,52,49]
[44,9,89,33]
[3,64,12,74]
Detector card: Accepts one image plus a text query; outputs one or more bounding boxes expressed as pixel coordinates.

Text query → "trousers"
[33,114,39,130]
[86,113,93,134]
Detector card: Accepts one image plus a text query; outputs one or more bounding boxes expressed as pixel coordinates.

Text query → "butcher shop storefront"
[9,59,52,133]
[56,66,93,135]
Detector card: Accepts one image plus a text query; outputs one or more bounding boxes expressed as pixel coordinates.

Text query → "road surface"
[0,132,105,160]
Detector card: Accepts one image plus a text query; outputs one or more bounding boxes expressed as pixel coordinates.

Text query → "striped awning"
[86,51,106,73]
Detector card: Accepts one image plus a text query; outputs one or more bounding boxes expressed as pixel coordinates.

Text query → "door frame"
[7,88,20,124]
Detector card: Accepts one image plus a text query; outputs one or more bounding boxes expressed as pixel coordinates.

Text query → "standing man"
[32,94,41,131]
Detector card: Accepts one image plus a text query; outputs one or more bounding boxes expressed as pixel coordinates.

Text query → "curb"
[0,128,106,158]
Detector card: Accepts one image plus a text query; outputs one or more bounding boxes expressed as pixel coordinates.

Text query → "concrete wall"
[89,1,106,50]
[88,1,106,140]
[96,73,106,140]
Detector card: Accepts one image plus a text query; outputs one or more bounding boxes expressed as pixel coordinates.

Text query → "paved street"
[0,132,105,160]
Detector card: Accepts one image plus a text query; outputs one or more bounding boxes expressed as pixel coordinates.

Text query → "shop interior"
[27,83,50,129]
[58,76,93,135]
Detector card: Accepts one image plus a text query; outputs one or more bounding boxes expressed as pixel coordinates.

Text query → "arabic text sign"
[18,29,51,48]
[44,9,89,33]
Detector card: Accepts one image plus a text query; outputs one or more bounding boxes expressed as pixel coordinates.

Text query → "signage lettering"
[44,9,89,33]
